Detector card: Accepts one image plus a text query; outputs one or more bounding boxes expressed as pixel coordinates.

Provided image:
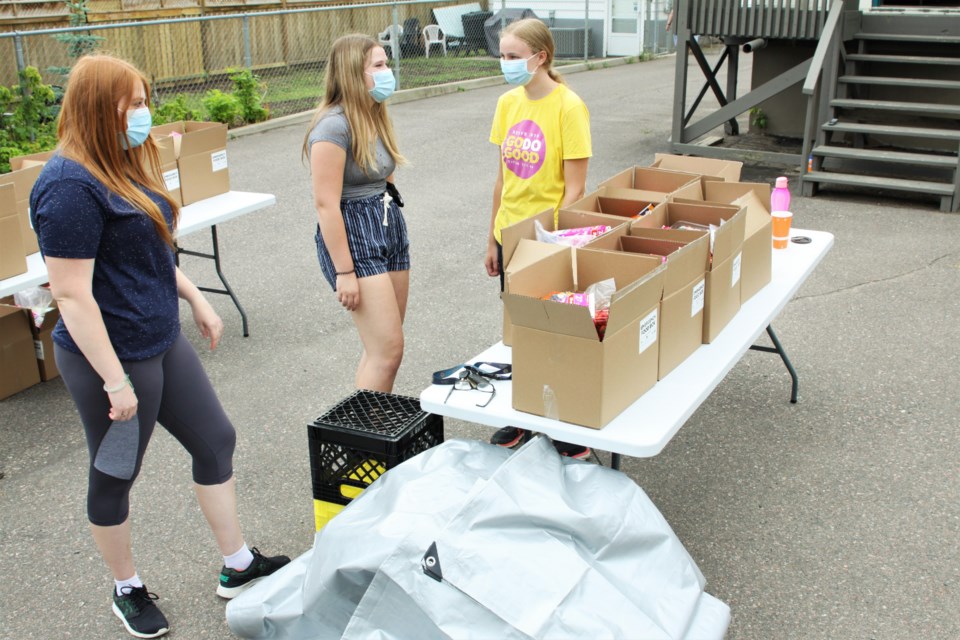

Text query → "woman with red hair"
[30,53,288,638]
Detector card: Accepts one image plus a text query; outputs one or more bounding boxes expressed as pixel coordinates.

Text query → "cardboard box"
[634,201,746,343]
[0,162,42,256]
[0,300,41,399]
[155,135,183,207]
[31,303,60,381]
[596,166,706,202]
[9,150,55,171]
[688,182,772,304]
[0,183,28,279]
[499,208,628,346]
[562,188,659,221]
[649,153,743,182]
[588,226,710,379]
[150,121,230,205]
[503,242,665,429]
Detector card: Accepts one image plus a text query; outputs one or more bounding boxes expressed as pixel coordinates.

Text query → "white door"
[606,0,641,56]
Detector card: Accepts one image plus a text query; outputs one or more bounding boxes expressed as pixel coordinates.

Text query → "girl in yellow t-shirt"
[485,18,593,457]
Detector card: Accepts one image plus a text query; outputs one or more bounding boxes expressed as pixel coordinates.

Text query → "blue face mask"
[120,107,152,150]
[500,55,537,86]
[367,69,396,103]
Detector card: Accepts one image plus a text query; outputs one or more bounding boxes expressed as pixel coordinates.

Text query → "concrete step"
[846,53,960,66]
[830,99,960,118]
[823,121,960,141]
[803,171,955,196]
[812,145,958,168]
[838,75,960,90]
[854,32,960,45]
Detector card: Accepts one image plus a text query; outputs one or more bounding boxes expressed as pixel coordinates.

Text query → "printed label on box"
[34,339,45,360]
[211,150,229,172]
[638,308,658,354]
[732,252,742,286]
[163,168,180,191]
[691,279,705,316]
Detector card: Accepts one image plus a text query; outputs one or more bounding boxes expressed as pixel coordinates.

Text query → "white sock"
[224,543,254,571]
[115,574,143,597]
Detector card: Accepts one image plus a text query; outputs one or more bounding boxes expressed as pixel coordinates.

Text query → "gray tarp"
[226,437,730,639]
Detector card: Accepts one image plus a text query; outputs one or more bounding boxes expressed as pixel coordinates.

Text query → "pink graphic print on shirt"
[502,119,546,179]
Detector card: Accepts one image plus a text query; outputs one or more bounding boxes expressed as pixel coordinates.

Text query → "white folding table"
[420,229,834,469]
[0,190,276,336]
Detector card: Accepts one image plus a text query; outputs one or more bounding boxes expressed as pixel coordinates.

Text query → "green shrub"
[153,94,202,125]
[201,89,241,127]
[0,67,59,173]
[229,68,269,124]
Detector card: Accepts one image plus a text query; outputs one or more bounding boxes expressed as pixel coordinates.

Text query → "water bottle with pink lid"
[770,176,792,249]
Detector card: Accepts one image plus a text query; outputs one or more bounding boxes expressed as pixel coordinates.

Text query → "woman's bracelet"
[335,269,355,276]
[103,375,133,394]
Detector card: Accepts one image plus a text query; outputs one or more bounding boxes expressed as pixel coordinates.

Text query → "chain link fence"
[1,0,677,126]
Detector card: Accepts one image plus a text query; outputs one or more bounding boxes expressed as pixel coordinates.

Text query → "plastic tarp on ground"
[483,9,540,58]
[226,437,730,639]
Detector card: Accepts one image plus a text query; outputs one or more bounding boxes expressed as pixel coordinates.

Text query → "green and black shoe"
[216,547,290,599]
[112,585,170,639]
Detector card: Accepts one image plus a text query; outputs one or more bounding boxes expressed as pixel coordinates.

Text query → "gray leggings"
[56,333,236,526]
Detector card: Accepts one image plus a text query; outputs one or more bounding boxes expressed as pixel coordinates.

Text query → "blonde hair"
[302,34,406,173]
[57,53,179,248]
[502,19,565,84]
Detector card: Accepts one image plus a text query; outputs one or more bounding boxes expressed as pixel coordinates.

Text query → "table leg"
[175,225,250,337]
[610,453,621,471]
[749,324,799,403]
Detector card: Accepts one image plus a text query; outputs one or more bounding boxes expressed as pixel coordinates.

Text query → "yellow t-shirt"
[489,83,592,243]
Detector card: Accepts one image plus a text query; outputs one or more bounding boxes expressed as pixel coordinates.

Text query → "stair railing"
[800,0,846,186]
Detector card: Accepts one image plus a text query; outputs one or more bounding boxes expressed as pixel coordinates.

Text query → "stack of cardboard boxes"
[500,154,775,429]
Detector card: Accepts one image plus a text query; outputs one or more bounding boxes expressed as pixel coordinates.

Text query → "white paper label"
[691,279,705,316]
[211,150,228,172]
[34,339,45,360]
[162,168,180,191]
[638,308,658,354]
[732,251,742,286]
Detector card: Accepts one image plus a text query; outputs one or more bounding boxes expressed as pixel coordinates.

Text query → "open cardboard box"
[649,153,743,182]
[596,166,710,202]
[634,201,746,343]
[150,121,230,205]
[675,181,773,304]
[0,183,28,279]
[503,240,664,429]
[561,187,659,222]
[588,225,709,379]
[499,208,628,346]
[155,135,183,207]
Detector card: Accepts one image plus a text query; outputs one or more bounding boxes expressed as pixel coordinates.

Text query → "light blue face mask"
[500,55,537,86]
[367,69,396,103]
[120,107,152,150]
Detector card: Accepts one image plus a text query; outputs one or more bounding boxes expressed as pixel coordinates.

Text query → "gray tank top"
[307,106,396,201]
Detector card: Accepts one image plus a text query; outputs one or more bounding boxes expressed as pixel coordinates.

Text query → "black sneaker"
[553,440,591,460]
[216,547,291,599]
[112,585,170,639]
[490,426,528,448]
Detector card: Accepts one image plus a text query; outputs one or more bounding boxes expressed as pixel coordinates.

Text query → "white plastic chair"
[378,24,402,57]
[423,24,446,58]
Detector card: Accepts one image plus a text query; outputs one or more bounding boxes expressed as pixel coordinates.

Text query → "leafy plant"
[0,67,59,172]
[229,68,269,124]
[201,89,241,126]
[153,94,202,125]
[749,107,768,130]
[48,0,104,79]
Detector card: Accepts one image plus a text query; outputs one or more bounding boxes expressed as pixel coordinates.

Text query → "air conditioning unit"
[550,27,591,58]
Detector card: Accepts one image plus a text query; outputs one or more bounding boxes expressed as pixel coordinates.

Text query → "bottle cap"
[775,177,788,188]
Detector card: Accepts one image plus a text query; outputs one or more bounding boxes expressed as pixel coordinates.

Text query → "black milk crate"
[308,389,444,507]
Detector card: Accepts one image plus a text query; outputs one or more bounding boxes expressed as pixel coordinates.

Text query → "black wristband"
[335,269,355,276]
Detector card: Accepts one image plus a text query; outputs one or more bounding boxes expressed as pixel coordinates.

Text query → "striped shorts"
[315,192,410,290]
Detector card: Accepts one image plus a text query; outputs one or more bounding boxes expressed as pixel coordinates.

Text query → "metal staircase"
[803,14,960,212]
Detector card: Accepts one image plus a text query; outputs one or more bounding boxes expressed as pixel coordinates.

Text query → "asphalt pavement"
[1,51,958,639]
